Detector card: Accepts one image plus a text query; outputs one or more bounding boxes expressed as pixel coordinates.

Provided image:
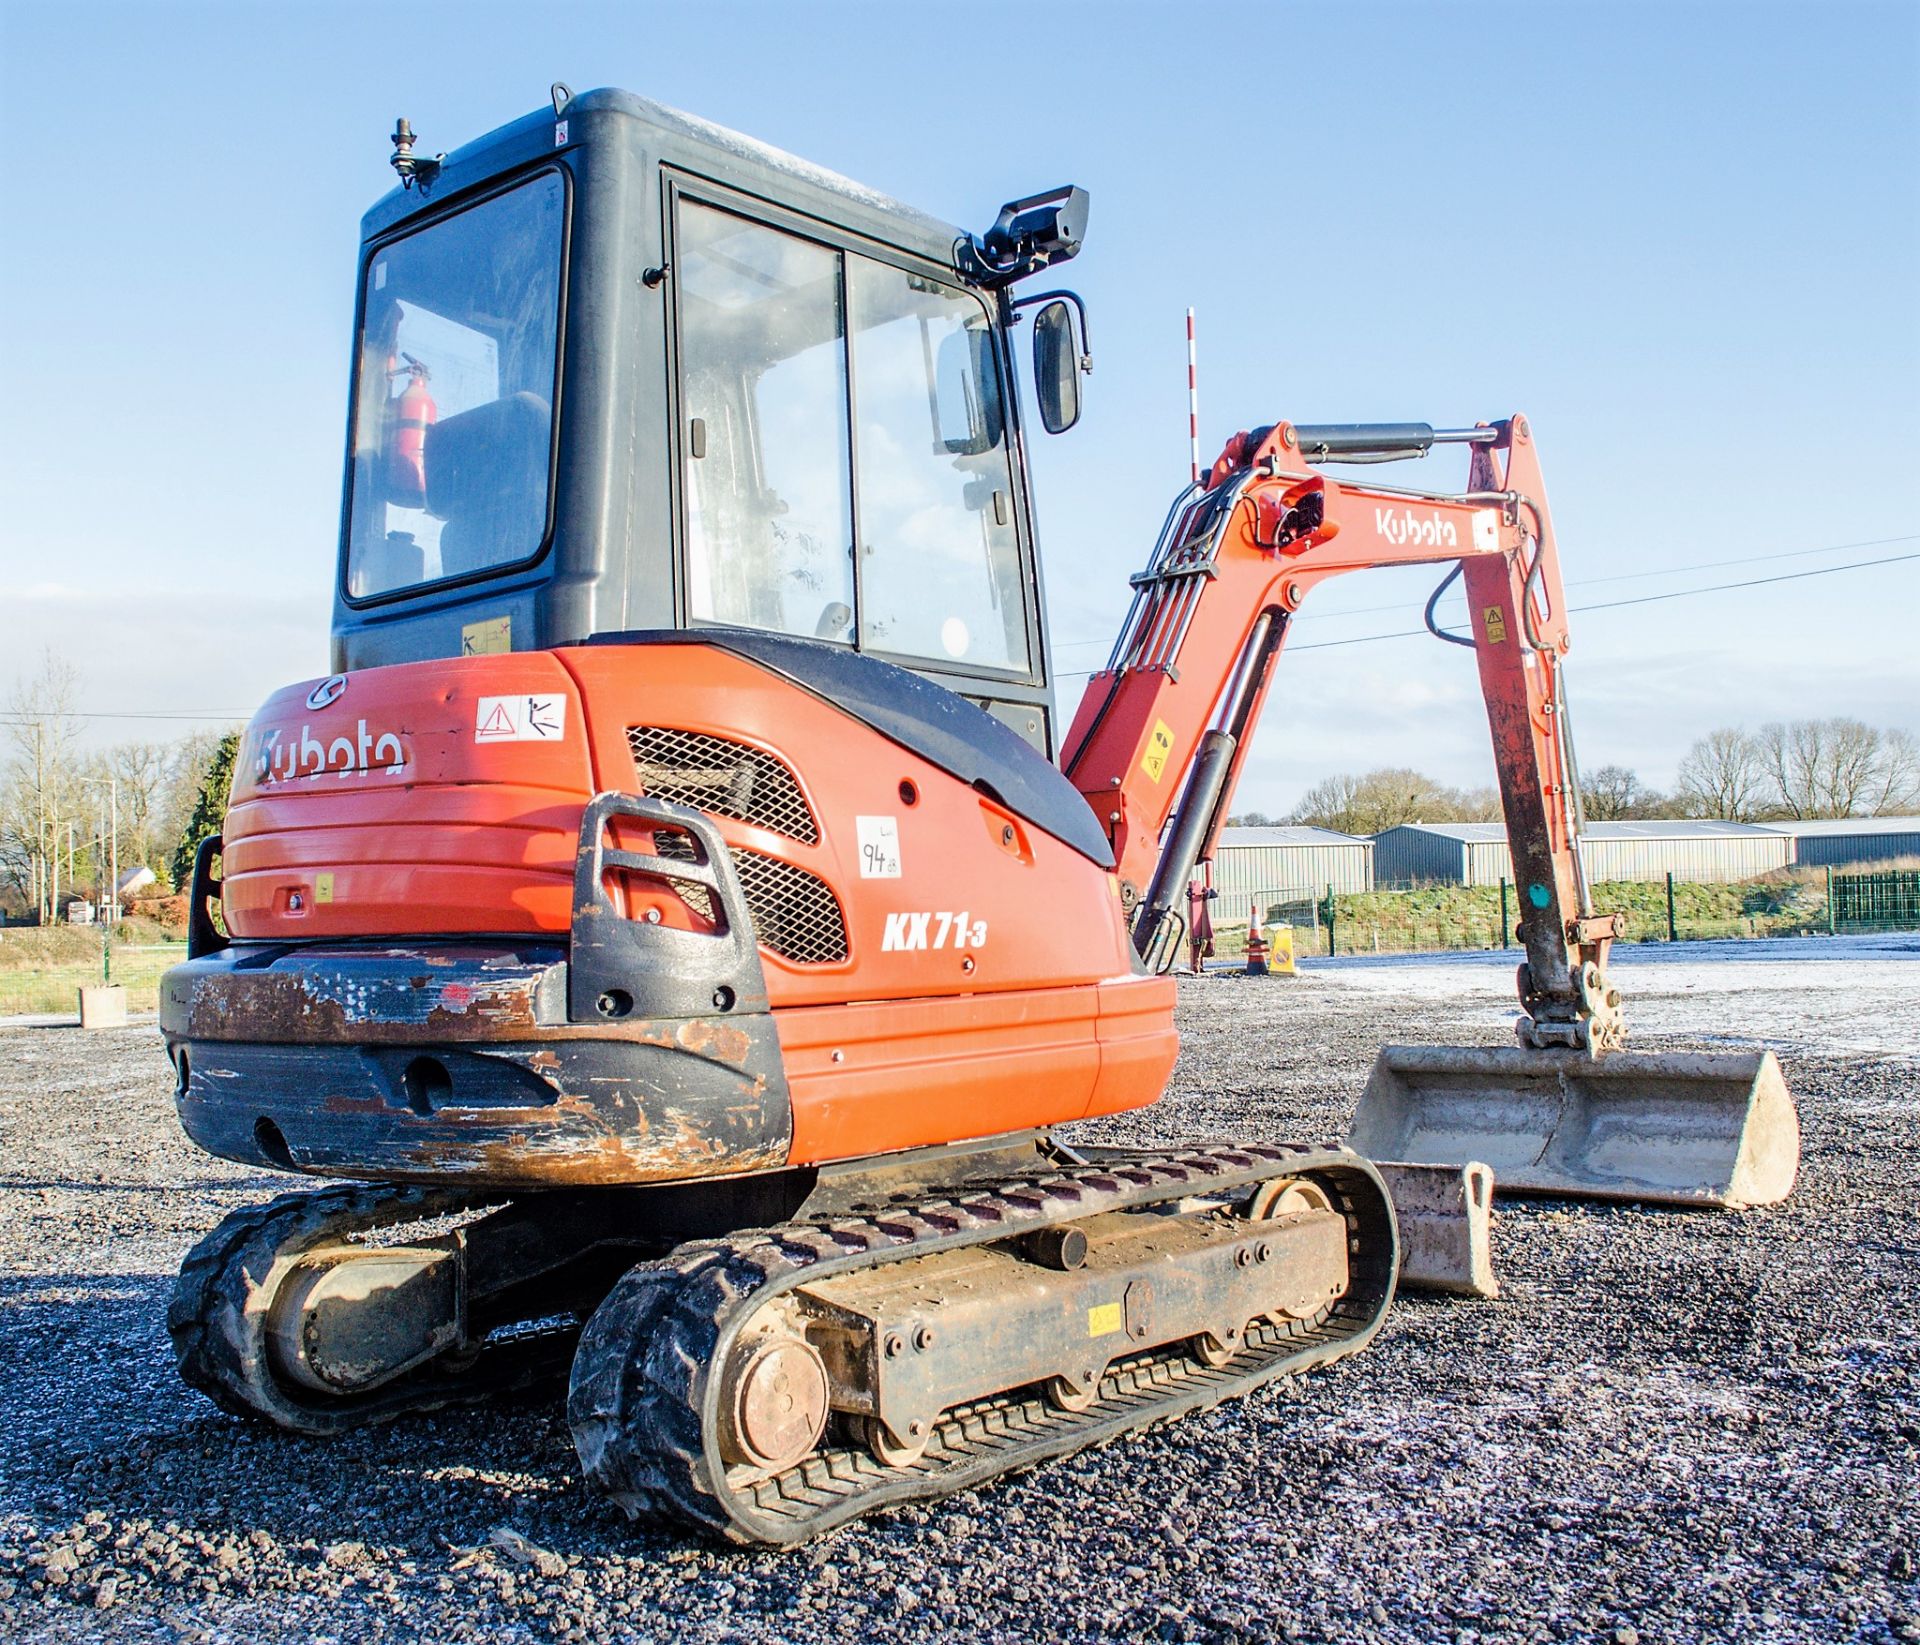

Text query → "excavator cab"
[333,87,1087,757]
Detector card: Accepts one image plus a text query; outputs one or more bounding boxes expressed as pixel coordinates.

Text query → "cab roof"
[360,86,969,275]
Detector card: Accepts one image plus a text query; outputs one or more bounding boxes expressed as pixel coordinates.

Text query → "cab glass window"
[674,196,1030,674]
[849,259,1025,671]
[345,172,565,599]
[679,202,856,642]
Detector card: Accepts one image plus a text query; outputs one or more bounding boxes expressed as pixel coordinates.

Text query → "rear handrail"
[568,791,772,1023]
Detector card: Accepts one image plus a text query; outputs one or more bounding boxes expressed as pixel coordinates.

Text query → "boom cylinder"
[1291,423,1503,462]
[1132,729,1235,959]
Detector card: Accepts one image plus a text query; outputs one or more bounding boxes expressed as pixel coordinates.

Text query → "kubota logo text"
[881,911,989,951]
[1374,507,1459,549]
[251,720,407,784]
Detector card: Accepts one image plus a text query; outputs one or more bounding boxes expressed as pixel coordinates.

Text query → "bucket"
[1349,1045,1798,1209]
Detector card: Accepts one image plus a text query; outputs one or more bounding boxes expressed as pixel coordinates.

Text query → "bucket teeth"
[1349,1045,1800,1210]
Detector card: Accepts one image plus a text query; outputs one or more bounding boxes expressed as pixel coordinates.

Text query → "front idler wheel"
[717,1328,830,1473]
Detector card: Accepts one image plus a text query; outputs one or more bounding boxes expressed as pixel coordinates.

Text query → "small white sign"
[855,815,902,879]
[475,693,567,743]
[554,119,569,147]
[1471,508,1500,552]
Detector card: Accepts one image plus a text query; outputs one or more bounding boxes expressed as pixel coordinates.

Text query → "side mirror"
[934,327,1003,455]
[1032,300,1081,434]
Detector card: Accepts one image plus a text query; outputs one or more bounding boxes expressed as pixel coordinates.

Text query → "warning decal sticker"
[1481,605,1508,645]
[474,694,567,743]
[1139,719,1176,784]
[461,616,512,656]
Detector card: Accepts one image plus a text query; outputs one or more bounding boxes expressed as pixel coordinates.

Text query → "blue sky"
[2,0,1915,811]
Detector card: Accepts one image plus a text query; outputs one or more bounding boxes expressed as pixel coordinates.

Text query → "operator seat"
[425,392,551,577]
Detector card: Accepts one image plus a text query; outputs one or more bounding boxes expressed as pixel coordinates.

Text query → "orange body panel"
[554,645,1138,1007]
[218,639,1175,1162]
[227,653,592,938]
[778,974,1175,1165]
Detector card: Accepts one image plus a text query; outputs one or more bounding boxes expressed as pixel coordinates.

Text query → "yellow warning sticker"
[1139,720,1176,784]
[314,873,334,905]
[1087,1301,1123,1339]
[461,615,512,656]
[1481,605,1508,644]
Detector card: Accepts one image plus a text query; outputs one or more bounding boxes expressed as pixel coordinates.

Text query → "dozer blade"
[1349,1046,1799,1210]
[1373,1161,1499,1298]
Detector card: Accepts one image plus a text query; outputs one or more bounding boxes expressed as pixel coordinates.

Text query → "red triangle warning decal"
[479,702,515,737]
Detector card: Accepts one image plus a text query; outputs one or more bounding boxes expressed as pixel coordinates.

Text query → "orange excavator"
[162,87,1796,1544]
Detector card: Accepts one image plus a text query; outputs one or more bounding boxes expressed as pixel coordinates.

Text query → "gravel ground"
[0,934,1915,1644]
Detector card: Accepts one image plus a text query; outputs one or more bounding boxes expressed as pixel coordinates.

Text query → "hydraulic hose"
[1423,564,1475,648]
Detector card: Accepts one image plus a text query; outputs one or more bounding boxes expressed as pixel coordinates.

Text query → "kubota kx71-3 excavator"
[161,87,1795,1544]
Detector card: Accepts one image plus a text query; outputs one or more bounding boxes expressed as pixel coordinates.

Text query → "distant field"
[0,926,185,1016]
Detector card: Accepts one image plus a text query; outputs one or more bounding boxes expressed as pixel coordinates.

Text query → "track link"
[170,1183,578,1434]
[568,1142,1397,1544]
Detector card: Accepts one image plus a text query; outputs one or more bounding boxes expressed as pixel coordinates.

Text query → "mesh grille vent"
[640,833,847,966]
[626,727,818,844]
[733,850,849,966]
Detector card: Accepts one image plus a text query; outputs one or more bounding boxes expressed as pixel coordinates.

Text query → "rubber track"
[170,1183,577,1435]
[567,1142,1396,1544]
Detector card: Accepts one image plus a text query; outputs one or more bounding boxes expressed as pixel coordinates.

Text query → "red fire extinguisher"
[385,352,436,505]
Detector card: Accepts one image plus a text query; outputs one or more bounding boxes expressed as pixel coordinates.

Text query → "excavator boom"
[1065,414,1798,1205]
[1063,414,1618,1047]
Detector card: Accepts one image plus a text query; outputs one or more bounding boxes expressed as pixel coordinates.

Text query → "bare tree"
[1865,727,1920,816]
[1288,772,1367,835]
[1580,764,1677,820]
[1582,765,1644,821]
[1756,717,1911,818]
[157,728,228,875]
[95,741,175,882]
[0,653,85,921]
[1289,768,1489,835]
[1450,784,1504,822]
[1675,727,1767,821]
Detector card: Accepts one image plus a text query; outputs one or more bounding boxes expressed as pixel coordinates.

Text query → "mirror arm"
[1010,289,1092,372]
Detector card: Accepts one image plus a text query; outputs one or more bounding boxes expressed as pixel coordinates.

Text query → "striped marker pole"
[1187,307,1201,486]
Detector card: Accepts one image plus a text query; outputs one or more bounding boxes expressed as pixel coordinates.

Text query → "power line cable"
[1055,550,1920,677]
[1048,530,1920,652]
[10,544,1915,710]
[0,710,251,724]
[1284,531,1920,624]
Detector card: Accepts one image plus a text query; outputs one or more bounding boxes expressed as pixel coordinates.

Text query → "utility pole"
[99,798,110,981]
[35,723,48,924]
[107,772,119,982]
[77,775,123,978]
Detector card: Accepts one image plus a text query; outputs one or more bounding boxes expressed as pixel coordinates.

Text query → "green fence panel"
[1831,870,1920,932]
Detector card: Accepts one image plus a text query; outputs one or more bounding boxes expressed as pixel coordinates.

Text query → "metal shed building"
[1200,827,1375,906]
[1756,816,1920,867]
[1372,820,1793,887]
[1372,823,1512,887]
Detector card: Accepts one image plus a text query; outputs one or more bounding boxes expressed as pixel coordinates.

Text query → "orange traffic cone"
[1245,900,1270,975]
